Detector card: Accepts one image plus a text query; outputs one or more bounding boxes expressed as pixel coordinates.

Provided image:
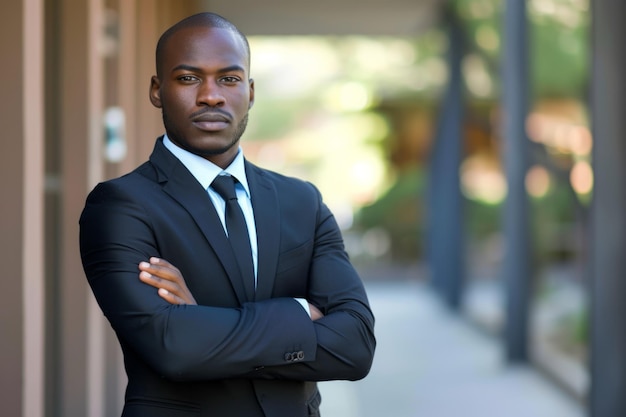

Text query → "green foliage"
[451,0,589,99]
[530,18,589,97]
[354,168,426,260]
[531,179,582,263]
[464,197,502,239]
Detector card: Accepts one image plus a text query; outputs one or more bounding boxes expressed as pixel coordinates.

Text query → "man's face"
[150,26,254,168]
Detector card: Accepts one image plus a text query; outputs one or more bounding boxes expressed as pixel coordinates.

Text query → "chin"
[194,138,239,157]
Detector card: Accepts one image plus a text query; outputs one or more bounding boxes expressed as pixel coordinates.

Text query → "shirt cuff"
[294,298,311,317]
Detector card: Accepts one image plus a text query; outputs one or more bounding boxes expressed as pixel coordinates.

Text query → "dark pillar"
[427,9,465,309]
[589,1,626,416]
[501,0,531,362]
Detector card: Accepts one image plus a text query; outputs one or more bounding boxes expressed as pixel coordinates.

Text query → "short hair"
[155,12,251,77]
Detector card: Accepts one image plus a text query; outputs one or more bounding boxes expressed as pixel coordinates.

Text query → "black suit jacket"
[79,138,376,417]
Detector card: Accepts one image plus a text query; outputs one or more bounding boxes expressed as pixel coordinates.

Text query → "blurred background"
[3,0,625,416]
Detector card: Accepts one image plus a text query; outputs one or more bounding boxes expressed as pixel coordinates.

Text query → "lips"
[191,112,231,132]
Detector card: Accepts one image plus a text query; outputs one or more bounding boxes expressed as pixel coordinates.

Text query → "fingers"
[149,257,179,272]
[139,269,176,292]
[157,288,185,305]
[139,270,191,305]
[138,257,198,305]
[139,257,180,283]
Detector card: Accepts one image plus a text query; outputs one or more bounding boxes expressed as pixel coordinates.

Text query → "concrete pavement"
[319,279,586,417]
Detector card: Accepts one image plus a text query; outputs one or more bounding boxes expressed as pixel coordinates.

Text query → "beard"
[162,108,249,157]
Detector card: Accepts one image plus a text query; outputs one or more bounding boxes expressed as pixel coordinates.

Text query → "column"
[589,1,626,415]
[501,0,531,362]
[0,0,46,416]
[427,8,465,309]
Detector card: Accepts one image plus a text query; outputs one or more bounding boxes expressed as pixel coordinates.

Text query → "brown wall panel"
[0,1,26,414]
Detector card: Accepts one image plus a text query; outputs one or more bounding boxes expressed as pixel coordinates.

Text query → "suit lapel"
[150,139,249,305]
[246,162,280,301]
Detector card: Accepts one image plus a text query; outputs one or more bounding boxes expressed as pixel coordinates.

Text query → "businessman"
[79,11,376,417]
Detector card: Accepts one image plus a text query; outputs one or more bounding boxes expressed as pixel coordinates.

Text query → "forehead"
[162,26,248,70]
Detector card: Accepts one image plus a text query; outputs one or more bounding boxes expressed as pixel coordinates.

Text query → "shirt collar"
[162,134,250,197]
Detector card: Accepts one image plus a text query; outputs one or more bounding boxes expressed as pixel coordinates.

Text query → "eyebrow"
[171,64,246,74]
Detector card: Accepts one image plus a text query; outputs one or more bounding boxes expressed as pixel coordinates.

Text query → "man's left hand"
[139,257,197,305]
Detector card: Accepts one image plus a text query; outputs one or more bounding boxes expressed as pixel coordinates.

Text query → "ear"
[248,78,255,109]
[149,76,162,108]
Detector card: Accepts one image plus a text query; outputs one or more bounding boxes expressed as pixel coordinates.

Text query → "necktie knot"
[211,175,238,201]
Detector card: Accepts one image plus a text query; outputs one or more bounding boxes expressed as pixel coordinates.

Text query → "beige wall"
[1,1,200,416]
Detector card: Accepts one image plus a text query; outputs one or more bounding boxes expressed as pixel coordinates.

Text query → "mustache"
[189,108,232,121]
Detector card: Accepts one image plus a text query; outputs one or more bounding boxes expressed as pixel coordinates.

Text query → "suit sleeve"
[79,181,318,381]
[252,184,376,382]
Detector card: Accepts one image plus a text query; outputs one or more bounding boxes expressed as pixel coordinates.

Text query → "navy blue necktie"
[211,175,255,300]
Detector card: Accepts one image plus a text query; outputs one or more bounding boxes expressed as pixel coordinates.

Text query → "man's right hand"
[308,303,324,321]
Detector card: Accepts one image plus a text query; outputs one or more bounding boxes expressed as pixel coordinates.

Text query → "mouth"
[191,112,231,132]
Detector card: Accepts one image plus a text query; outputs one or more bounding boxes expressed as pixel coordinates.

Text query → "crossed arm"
[138,257,325,320]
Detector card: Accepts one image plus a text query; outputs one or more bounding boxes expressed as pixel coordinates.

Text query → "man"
[80,12,375,417]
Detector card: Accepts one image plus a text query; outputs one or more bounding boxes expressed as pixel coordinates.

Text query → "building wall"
[1,1,199,416]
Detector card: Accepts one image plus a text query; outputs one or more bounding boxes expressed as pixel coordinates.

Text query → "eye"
[220,76,241,84]
[178,75,199,83]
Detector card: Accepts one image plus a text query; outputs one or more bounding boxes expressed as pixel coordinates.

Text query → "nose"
[197,79,225,107]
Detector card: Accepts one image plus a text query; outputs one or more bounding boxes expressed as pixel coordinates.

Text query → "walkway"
[319,278,586,417]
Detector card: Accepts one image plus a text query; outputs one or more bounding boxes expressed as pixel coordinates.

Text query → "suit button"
[284,352,293,362]
[297,351,304,360]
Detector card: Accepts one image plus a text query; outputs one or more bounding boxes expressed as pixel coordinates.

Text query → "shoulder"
[85,161,159,204]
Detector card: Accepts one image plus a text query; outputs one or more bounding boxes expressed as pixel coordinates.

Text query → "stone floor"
[319,279,586,417]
